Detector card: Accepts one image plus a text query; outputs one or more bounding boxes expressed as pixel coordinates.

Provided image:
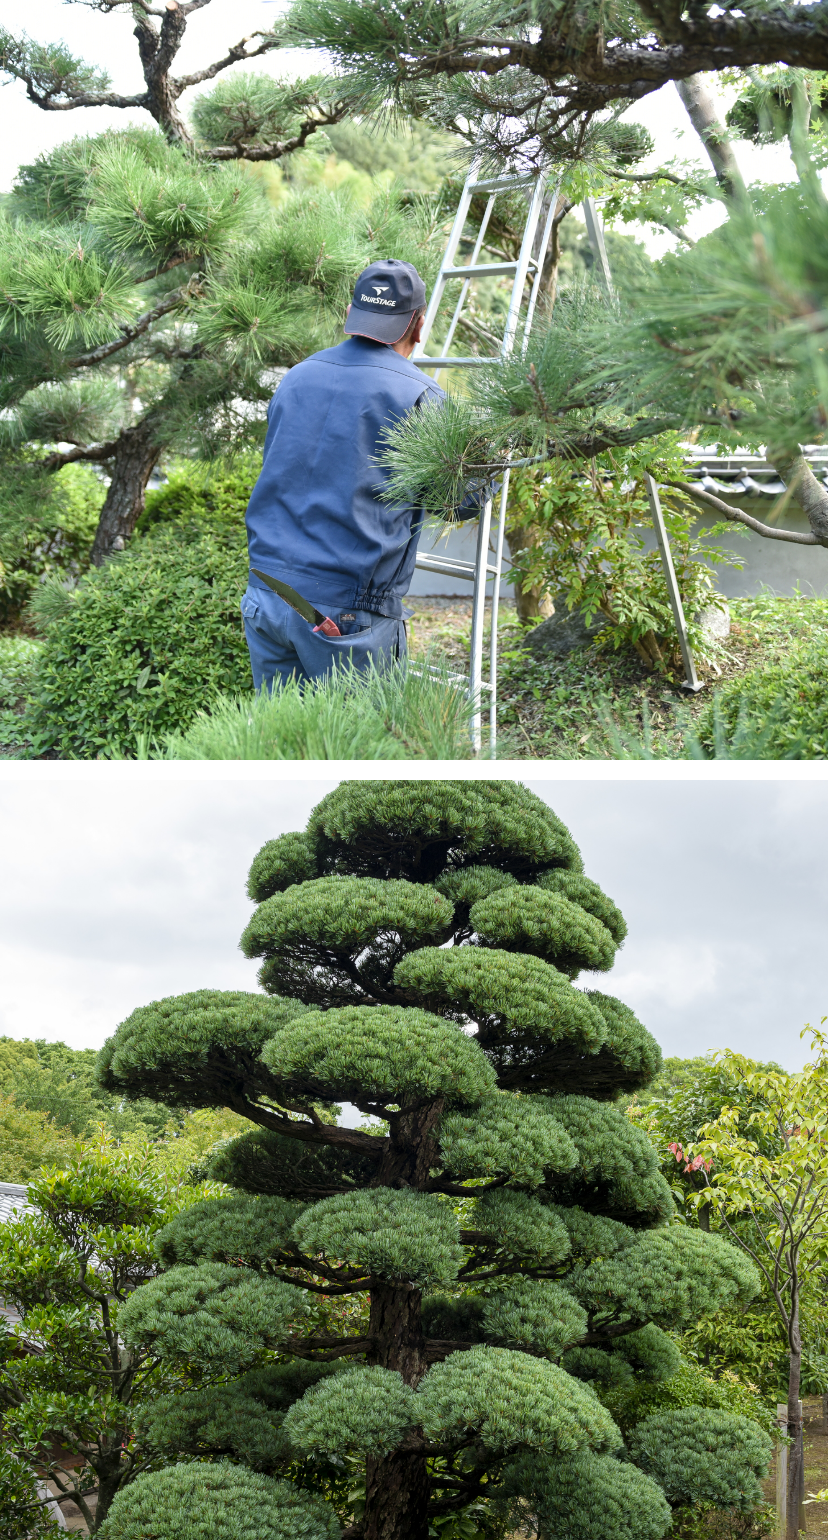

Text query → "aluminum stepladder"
[412,158,563,756]
[582,197,702,694]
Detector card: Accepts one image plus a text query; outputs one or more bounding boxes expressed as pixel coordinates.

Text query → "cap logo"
[372,285,390,294]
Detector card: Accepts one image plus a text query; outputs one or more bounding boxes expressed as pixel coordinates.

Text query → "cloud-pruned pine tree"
[95,781,767,1540]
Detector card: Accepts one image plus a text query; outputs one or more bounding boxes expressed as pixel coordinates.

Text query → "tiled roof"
[0,1182,31,1225]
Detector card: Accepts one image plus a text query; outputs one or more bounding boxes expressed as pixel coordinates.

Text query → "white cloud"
[600,941,722,1013]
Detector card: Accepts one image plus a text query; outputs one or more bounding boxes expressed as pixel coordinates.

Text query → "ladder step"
[415,555,500,578]
[442,260,537,279]
[415,356,495,368]
[468,176,537,193]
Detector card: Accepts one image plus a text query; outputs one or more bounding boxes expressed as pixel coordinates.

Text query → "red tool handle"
[313,616,342,637]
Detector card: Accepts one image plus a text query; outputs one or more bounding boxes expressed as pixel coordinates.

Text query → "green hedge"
[135,455,258,536]
[23,524,251,758]
[696,627,828,759]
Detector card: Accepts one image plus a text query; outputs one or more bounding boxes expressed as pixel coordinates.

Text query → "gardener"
[241,258,482,690]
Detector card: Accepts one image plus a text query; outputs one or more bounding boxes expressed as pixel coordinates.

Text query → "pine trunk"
[90,419,161,565]
[364,1282,431,1540]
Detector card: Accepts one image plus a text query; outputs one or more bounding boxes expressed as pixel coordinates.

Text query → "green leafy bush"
[695,631,828,759]
[135,455,259,536]
[0,460,104,626]
[22,524,251,758]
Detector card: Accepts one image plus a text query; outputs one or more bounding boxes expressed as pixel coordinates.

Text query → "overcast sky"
[0,0,801,251]
[0,775,825,1083]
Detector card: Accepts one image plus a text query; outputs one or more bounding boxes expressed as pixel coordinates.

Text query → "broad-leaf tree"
[689,1035,828,1540]
[95,781,769,1540]
[0,1134,203,1533]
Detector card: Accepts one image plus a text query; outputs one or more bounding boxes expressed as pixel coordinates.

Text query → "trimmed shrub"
[22,524,250,757]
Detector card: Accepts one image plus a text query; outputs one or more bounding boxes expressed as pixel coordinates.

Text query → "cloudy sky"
[0,0,800,249]
[0,772,825,1082]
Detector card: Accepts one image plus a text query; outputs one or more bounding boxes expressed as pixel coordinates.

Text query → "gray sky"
[0,775,825,1077]
[0,0,800,250]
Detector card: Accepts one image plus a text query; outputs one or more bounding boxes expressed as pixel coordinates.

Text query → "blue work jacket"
[245,336,471,619]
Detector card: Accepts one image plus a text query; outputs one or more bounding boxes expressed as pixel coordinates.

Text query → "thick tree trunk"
[364,1282,431,1540]
[133,6,194,148]
[675,76,750,208]
[90,419,161,566]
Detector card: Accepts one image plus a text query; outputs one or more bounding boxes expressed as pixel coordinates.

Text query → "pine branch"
[67,285,193,370]
[204,101,351,162]
[41,436,122,470]
[175,29,281,90]
[662,477,824,545]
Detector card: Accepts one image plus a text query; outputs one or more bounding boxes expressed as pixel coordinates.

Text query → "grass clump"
[150,656,474,760]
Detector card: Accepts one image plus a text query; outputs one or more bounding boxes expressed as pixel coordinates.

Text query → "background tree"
[0,1133,207,1533]
[684,1039,828,1540]
[95,780,769,1540]
[0,0,368,564]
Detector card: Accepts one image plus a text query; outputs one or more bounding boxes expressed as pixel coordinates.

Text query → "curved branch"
[663,477,822,544]
[175,30,280,89]
[67,286,191,370]
[204,103,350,162]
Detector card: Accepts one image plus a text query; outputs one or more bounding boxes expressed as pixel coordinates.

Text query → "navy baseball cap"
[344,258,427,344]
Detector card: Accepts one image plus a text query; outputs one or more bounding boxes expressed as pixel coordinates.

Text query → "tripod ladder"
[412,158,562,756]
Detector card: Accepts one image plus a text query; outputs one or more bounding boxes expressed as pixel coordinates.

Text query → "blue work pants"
[241,584,407,692]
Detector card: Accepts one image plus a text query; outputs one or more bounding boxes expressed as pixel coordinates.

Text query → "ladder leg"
[645,473,703,693]
[469,494,493,755]
[488,469,510,758]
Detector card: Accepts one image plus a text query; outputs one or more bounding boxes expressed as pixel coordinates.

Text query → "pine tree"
[95,781,769,1540]
[0,3,437,562]
[376,67,828,559]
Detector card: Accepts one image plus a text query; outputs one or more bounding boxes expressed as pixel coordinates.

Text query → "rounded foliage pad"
[505,1449,671,1540]
[482,1278,588,1357]
[155,1194,305,1268]
[418,1345,622,1454]
[572,1227,760,1331]
[470,1189,571,1264]
[438,1094,578,1186]
[97,1463,340,1540]
[542,1096,673,1224]
[537,870,627,947]
[97,990,309,1108]
[434,865,518,907]
[207,1126,380,1199]
[137,1361,340,1471]
[470,885,617,976]
[629,1408,772,1509]
[242,878,453,959]
[260,1003,496,1108]
[118,1263,305,1373]
[283,1365,417,1456]
[307,780,583,882]
[394,947,606,1051]
[292,1188,463,1286]
[247,832,318,901]
[242,877,455,1001]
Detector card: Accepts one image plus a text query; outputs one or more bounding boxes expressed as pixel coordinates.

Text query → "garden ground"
[407,592,828,759]
[1,590,826,760]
